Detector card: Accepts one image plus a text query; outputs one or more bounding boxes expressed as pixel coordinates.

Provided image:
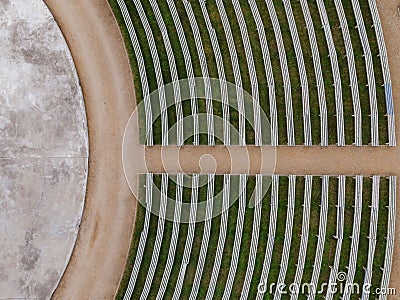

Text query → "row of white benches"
[326,175,346,300]
[132,0,169,146]
[118,0,393,147]
[205,175,230,299]
[334,0,363,146]
[265,0,295,146]
[173,173,198,299]
[343,175,363,300]
[299,0,329,146]
[213,0,246,146]
[361,176,380,300]
[189,174,214,299]
[241,174,263,299]
[318,0,346,146]
[139,173,168,299]
[223,174,247,299]
[123,173,153,299]
[197,1,231,146]
[116,0,153,146]
[380,176,396,300]
[352,0,379,147]
[247,0,277,146]
[308,175,329,300]
[157,174,183,298]
[368,0,396,146]
[182,1,215,146]
[290,175,313,300]
[273,175,296,299]
[283,1,312,146]
[123,174,395,300]
[256,175,279,300]
[231,0,263,146]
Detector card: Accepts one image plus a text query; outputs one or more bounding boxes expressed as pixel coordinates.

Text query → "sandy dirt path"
[44,0,137,299]
[144,145,398,176]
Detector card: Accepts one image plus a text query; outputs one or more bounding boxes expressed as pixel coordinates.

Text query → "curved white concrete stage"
[0,0,88,298]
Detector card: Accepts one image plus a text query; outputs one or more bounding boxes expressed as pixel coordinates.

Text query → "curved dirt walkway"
[44,0,137,298]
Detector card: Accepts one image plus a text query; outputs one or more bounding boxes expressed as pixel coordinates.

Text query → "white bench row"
[379,176,396,300]
[326,175,346,300]
[308,175,329,300]
[274,175,296,300]
[133,0,168,146]
[283,1,312,146]
[157,174,183,298]
[139,173,168,299]
[231,0,263,146]
[368,0,396,146]
[182,2,215,146]
[351,0,379,147]
[215,0,246,146]
[334,0,363,146]
[290,175,312,300]
[361,175,380,300]
[149,0,184,146]
[317,0,346,147]
[198,1,231,146]
[173,174,199,299]
[241,174,263,299]
[248,0,278,146]
[223,174,247,299]
[299,0,328,146]
[165,0,199,146]
[116,0,153,146]
[343,175,363,300]
[265,0,295,146]
[189,174,214,299]
[205,175,230,299]
[123,173,153,300]
[256,175,279,300]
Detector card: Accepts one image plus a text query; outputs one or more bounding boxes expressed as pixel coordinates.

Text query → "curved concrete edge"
[41,1,90,157]
[0,0,89,297]
[49,158,88,300]
[43,0,138,298]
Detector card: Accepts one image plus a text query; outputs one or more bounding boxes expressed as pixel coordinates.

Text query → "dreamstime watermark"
[257,271,396,296]
[122,77,276,222]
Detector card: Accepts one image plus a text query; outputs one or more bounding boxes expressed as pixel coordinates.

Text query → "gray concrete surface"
[0,0,88,298]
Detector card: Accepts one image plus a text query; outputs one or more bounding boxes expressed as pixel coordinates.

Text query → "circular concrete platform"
[0,0,88,298]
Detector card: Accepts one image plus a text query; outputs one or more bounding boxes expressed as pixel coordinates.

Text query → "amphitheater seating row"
[116,0,394,147]
[368,0,396,146]
[379,176,396,300]
[122,174,395,300]
[334,0,362,146]
[326,175,346,300]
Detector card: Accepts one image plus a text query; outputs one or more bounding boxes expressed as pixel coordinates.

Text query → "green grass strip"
[307,2,337,145]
